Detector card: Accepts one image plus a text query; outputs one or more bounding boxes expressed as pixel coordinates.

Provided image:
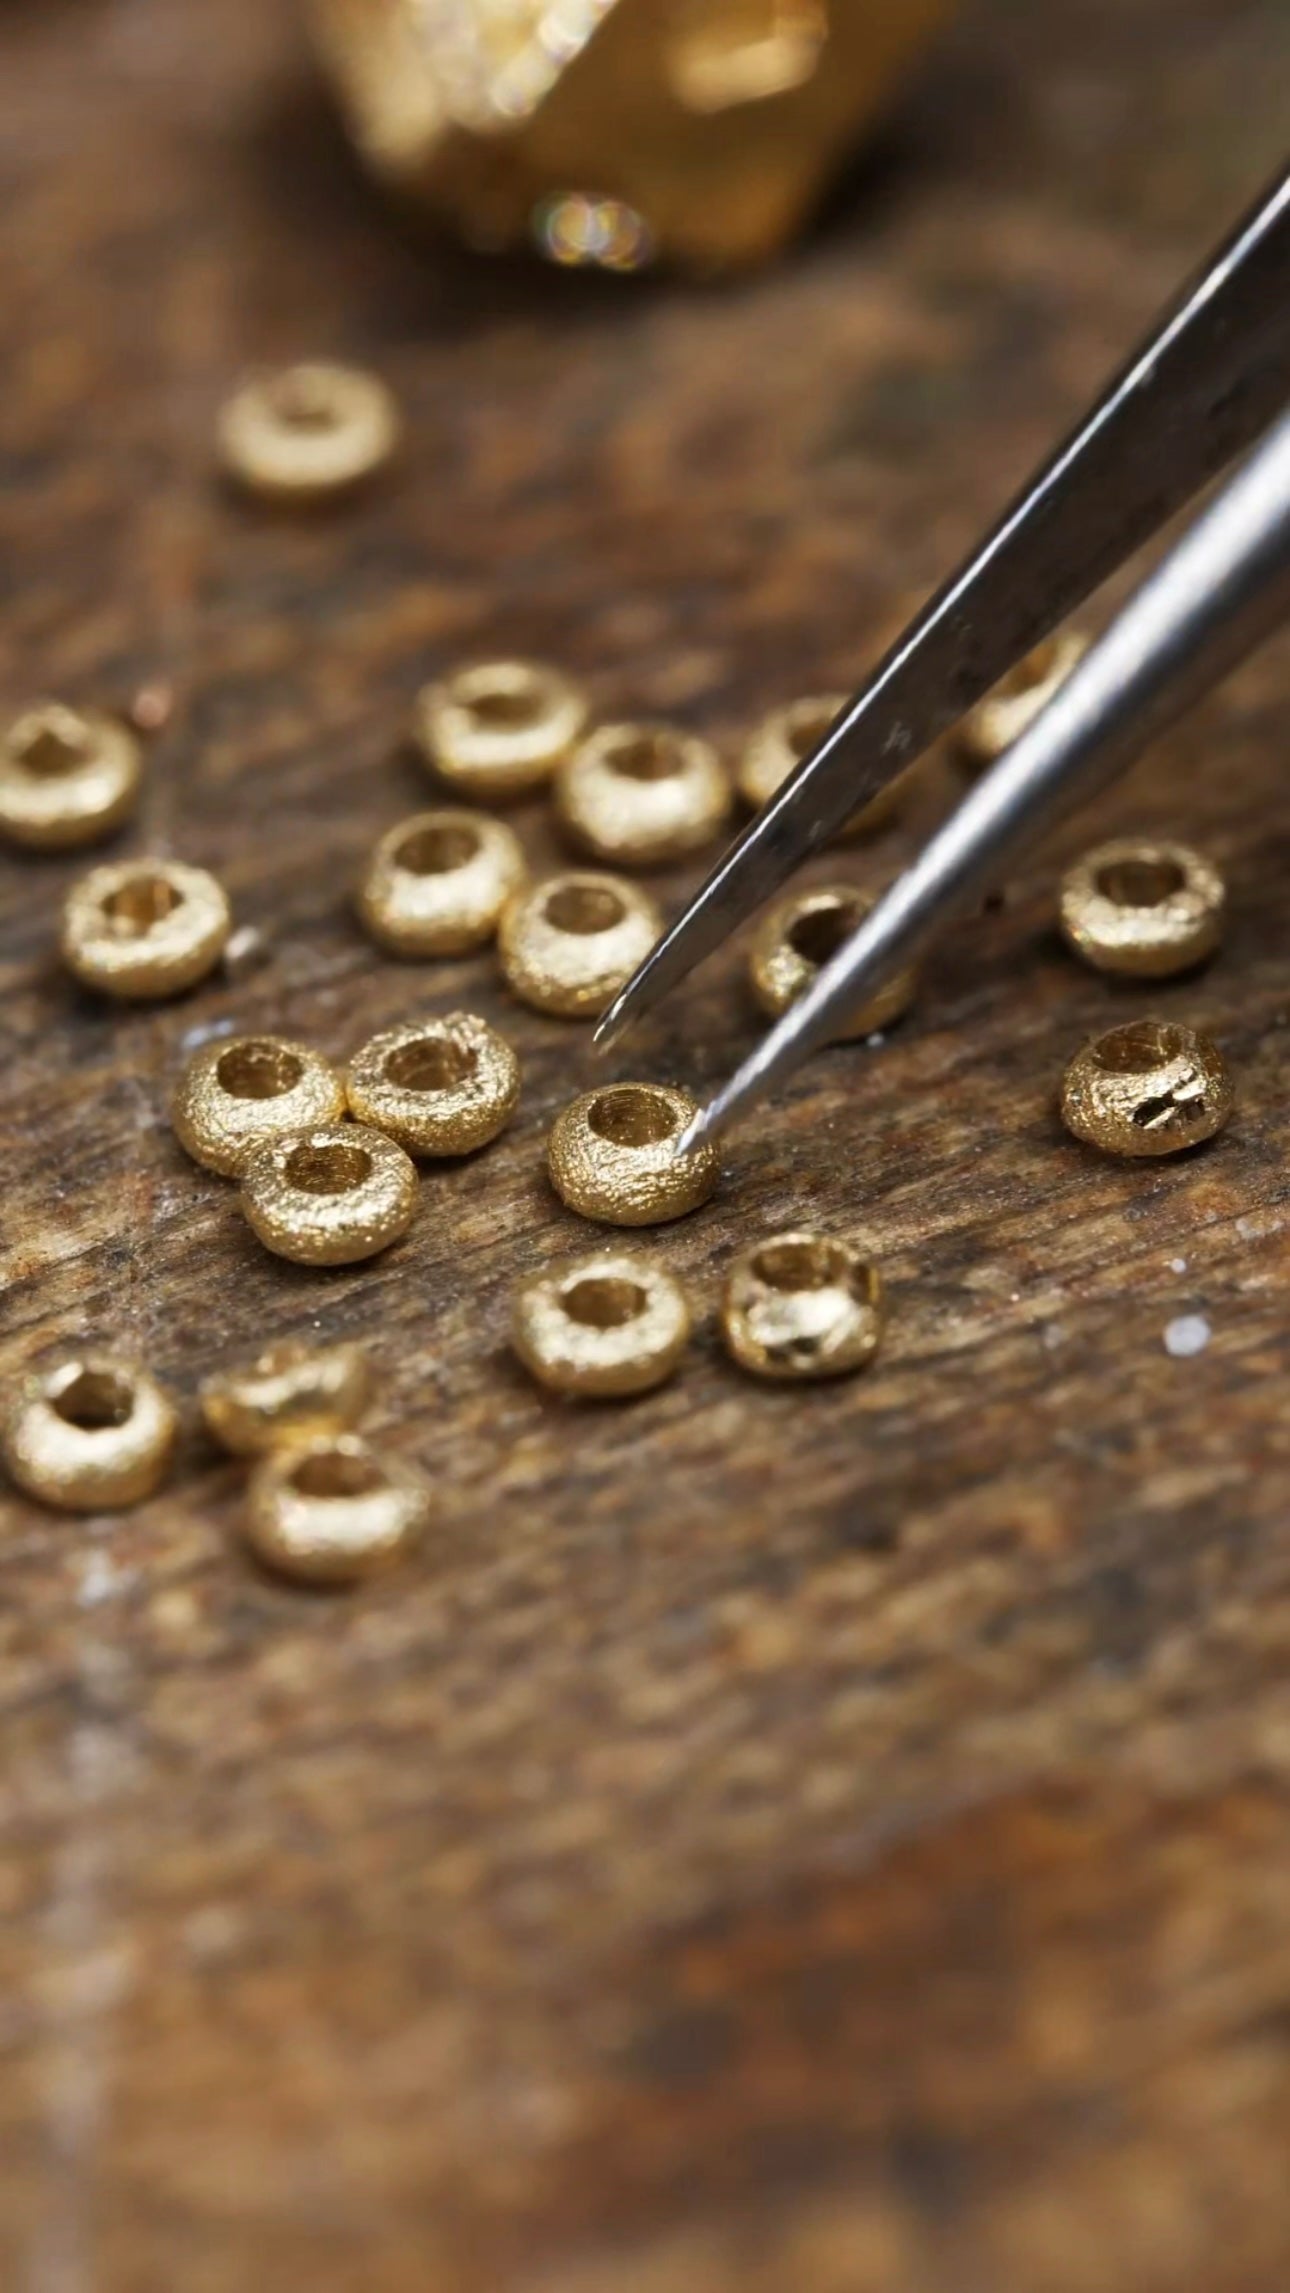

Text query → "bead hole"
[786,898,860,968]
[1091,1021,1188,1076]
[785,702,838,760]
[587,1087,678,1149]
[101,874,184,934]
[395,824,481,875]
[998,637,1065,698]
[53,1366,135,1430]
[289,1448,384,1500]
[562,1276,648,1329]
[14,715,91,776]
[1095,858,1186,907]
[285,1140,373,1195]
[544,883,626,935]
[751,1238,851,1291]
[216,1041,305,1101]
[383,1037,477,1093]
[604,731,682,782]
[270,372,340,432]
[464,677,544,729]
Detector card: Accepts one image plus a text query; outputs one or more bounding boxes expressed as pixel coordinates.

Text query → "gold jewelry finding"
[498,871,662,1020]
[357,809,525,957]
[0,703,142,851]
[721,1233,885,1381]
[61,858,232,1000]
[345,1013,519,1156]
[1,1354,177,1511]
[556,721,729,866]
[1060,1020,1233,1158]
[957,628,1088,771]
[750,883,916,1038]
[172,1035,346,1177]
[244,1433,427,1585]
[202,1340,371,1457]
[513,1251,691,1398]
[547,1082,718,1226]
[240,1124,418,1265]
[1059,839,1225,978]
[739,695,903,837]
[218,363,399,502]
[415,660,587,801]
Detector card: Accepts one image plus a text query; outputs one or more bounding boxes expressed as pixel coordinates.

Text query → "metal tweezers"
[595,160,1290,1155]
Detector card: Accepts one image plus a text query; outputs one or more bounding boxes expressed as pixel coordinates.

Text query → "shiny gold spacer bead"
[415,660,588,801]
[750,883,916,1039]
[1,1354,177,1511]
[1059,839,1224,979]
[61,858,232,1001]
[357,809,526,957]
[721,1233,884,1382]
[202,1340,371,1458]
[218,362,399,503]
[498,871,662,1020]
[1060,1019,1233,1159]
[172,1035,346,1177]
[548,1082,718,1226]
[957,628,1088,772]
[738,694,904,838]
[346,1013,519,1157]
[513,1251,691,1399]
[240,1124,418,1265]
[556,721,730,866]
[0,703,142,852]
[244,1433,428,1586]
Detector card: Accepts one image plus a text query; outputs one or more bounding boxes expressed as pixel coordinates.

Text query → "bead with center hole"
[750,883,916,1040]
[547,1082,718,1226]
[218,363,399,502]
[202,1341,372,1457]
[556,720,730,866]
[345,1013,520,1156]
[1059,839,1224,978]
[513,1251,692,1398]
[1060,1020,1233,1158]
[1,1354,177,1510]
[415,660,588,801]
[172,1035,346,1176]
[357,809,526,958]
[239,1125,418,1265]
[0,703,142,851]
[499,871,662,1019]
[61,858,232,1000]
[721,1234,884,1382]
[244,1434,428,1585]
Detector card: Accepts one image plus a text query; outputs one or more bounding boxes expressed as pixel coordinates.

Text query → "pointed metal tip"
[590,1005,627,1055]
[674,1106,715,1159]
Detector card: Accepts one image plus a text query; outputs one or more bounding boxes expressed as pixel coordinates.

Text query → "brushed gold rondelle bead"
[61,858,231,1000]
[240,1124,418,1265]
[498,871,662,1020]
[346,1013,519,1156]
[513,1251,691,1399]
[218,362,399,502]
[357,809,526,957]
[1,1354,177,1511]
[0,702,142,852]
[1060,1019,1233,1159]
[548,1082,718,1226]
[415,659,588,801]
[172,1035,346,1177]
[202,1340,371,1457]
[244,1433,427,1586]
[556,721,730,866]
[750,883,916,1039]
[957,627,1088,772]
[739,695,903,838]
[1059,839,1225,979]
[722,1234,884,1382]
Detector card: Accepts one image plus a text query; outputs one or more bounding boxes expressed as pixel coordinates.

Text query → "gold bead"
[172,1035,346,1177]
[721,1233,884,1382]
[1059,839,1224,979]
[345,1013,519,1156]
[498,871,662,1020]
[957,628,1088,772]
[547,1082,718,1226]
[202,1340,371,1457]
[1,1354,177,1511]
[415,660,587,801]
[749,883,916,1039]
[0,702,142,852]
[240,1125,418,1265]
[61,858,232,1001]
[1060,1019,1233,1159]
[244,1433,427,1586]
[218,363,399,503]
[556,721,730,866]
[513,1251,691,1398]
[357,809,526,957]
[738,695,903,837]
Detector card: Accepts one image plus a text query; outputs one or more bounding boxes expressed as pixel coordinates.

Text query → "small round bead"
[1059,839,1224,978]
[556,721,730,866]
[1,1354,177,1511]
[0,703,142,852]
[498,871,662,1020]
[513,1251,691,1399]
[739,695,903,838]
[202,1340,371,1458]
[244,1433,427,1586]
[750,883,916,1039]
[547,1082,718,1227]
[722,1234,884,1382]
[357,809,525,958]
[415,660,587,801]
[172,1035,346,1177]
[61,858,232,1001]
[240,1124,418,1265]
[1060,1019,1233,1159]
[345,1013,519,1157]
[218,363,399,502]
[957,628,1088,772]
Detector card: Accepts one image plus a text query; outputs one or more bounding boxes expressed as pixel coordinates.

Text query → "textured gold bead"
[172,1035,346,1177]
[957,628,1088,772]
[202,1340,371,1458]
[1,1354,177,1512]
[548,1082,718,1226]
[721,1233,884,1382]
[749,883,916,1039]
[240,1124,418,1265]
[1061,1020,1233,1159]
[416,660,587,801]
[357,809,526,957]
[0,702,142,852]
[244,1433,427,1586]
[498,871,662,1020]
[1059,839,1225,979]
[556,721,730,866]
[218,363,399,502]
[61,858,232,1001]
[738,694,903,838]
[346,1013,519,1156]
[513,1251,691,1398]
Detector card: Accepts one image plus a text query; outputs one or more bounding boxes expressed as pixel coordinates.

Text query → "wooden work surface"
[3,2,1290,2286]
